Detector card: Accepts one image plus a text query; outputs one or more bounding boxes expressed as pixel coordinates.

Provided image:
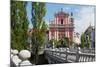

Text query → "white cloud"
[74,6,95,36]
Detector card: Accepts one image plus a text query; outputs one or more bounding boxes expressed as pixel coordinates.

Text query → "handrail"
[45,48,95,63]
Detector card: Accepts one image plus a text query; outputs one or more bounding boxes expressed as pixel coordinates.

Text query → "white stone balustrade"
[45,47,95,63]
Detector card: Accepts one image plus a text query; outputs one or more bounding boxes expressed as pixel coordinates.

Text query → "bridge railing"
[44,47,95,63]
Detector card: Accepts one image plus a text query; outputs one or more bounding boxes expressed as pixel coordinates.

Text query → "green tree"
[81,33,85,48]
[11,1,28,51]
[63,37,69,47]
[86,33,91,48]
[53,37,69,48]
[49,39,59,48]
[31,2,47,64]
[54,40,59,48]
[49,39,54,47]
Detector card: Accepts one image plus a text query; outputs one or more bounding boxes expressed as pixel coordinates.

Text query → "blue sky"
[26,2,96,36]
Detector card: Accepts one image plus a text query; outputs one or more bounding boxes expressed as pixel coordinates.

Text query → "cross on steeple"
[71,12,73,16]
[61,8,63,12]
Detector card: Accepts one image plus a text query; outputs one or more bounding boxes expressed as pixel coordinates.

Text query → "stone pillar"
[68,31,70,38]
[65,17,68,24]
[65,30,68,37]
[56,31,58,40]
[55,31,56,39]
[66,48,69,62]
[49,31,51,40]
[56,17,58,24]
[68,17,70,24]
[55,17,57,24]
[76,47,81,62]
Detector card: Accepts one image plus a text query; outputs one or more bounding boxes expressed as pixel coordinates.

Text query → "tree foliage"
[11,1,28,51]
[63,37,69,47]
[31,2,47,64]
[49,37,69,48]
[86,33,91,48]
[80,33,85,48]
[81,32,91,48]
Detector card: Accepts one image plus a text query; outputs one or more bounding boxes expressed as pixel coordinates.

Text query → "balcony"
[49,24,74,28]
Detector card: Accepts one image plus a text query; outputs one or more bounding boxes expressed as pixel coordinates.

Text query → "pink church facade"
[48,9,74,41]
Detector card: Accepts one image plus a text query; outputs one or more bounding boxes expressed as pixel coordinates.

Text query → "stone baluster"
[86,57,89,62]
[66,48,69,62]
[76,47,81,62]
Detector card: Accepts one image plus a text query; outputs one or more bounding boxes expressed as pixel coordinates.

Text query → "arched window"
[61,19,63,24]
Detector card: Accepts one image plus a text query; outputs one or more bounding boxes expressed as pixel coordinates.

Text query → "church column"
[54,17,56,24]
[56,17,58,24]
[65,30,68,37]
[54,31,56,40]
[49,31,51,40]
[56,17,58,40]
[68,28,69,38]
[56,30,58,40]
[65,17,68,24]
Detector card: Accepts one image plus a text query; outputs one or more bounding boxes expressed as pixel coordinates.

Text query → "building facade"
[84,25,95,48]
[49,9,74,41]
